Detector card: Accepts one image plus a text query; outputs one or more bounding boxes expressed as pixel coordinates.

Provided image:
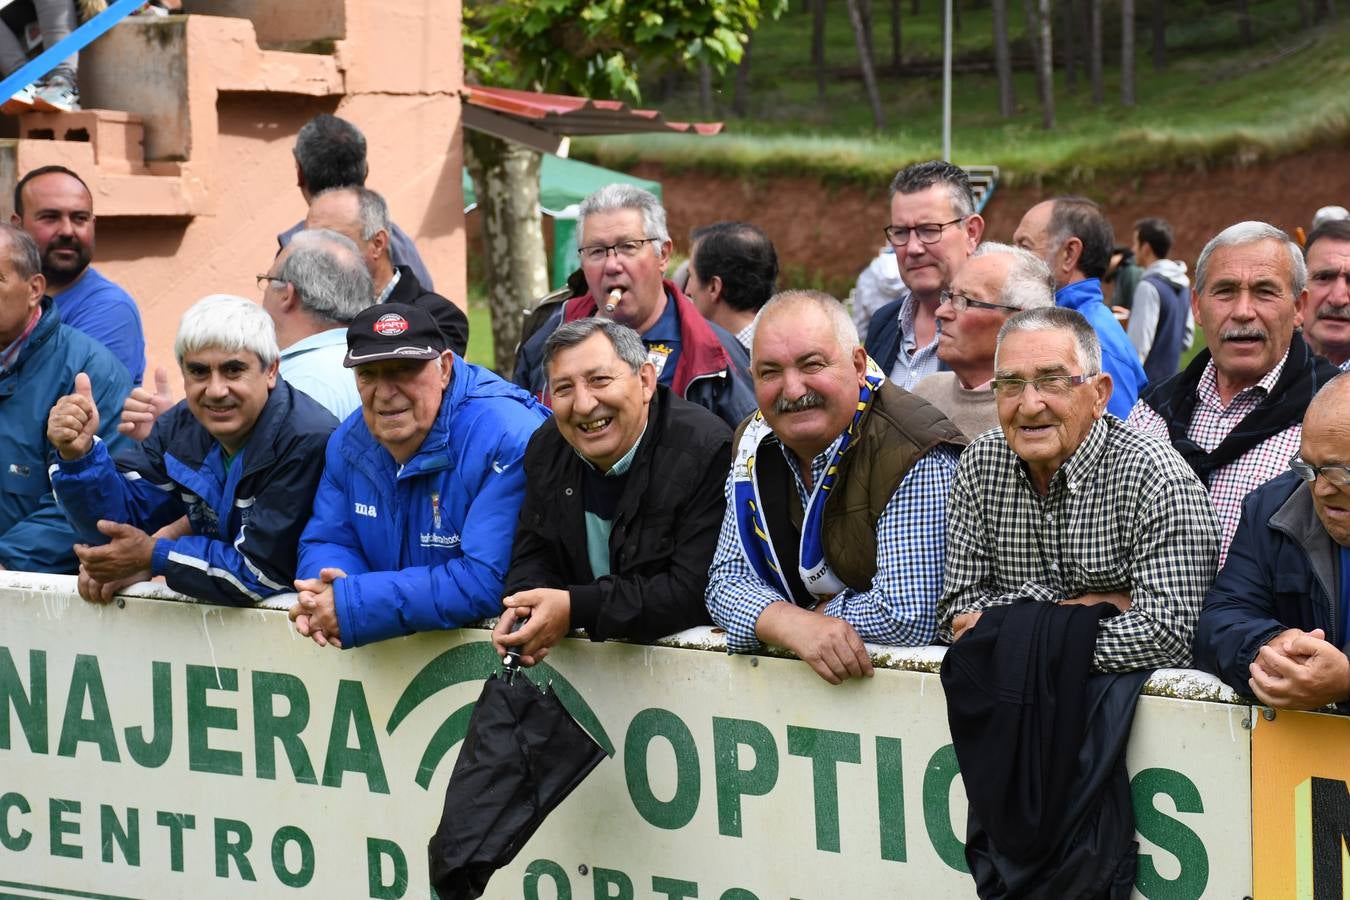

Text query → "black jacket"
[505,385,731,642]
[387,265,469,357]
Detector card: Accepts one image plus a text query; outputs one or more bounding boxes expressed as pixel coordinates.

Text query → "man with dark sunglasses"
[912,242,1055,440]
[1196,374,1350,711]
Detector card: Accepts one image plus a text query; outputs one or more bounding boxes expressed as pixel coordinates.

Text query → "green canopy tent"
[463,156,661,290]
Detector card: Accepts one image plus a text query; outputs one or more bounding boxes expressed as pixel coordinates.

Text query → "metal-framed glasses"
[1289,457,1350,486]
[577,238,661,264]
[256,274,286,290]
[939,289,1020,313]
[991,373,1096,399]
[883,217,966,247]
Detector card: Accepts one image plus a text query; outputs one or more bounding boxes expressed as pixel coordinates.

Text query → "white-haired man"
[47,295,338,605]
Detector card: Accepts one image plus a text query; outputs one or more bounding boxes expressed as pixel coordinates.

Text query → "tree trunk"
[1236,0,1253,44]
[464,131,549,376]
[1151,0,1166,69]
[1021,0,1045,95]
[993,0,1015,117]
[890,0,902,68]
[1062,0,1078,90]
[860,0,876,62]
[1089,0,1103,106]
[1298,0,1313,28]
[698,60,714,117]
[911,0,920,14]
[812,0,827,101]
[1037,0,1054,128]
[732,33,753,117]
[846,0,887,129]
[953,0,962,33]
[1121,0,1135,106]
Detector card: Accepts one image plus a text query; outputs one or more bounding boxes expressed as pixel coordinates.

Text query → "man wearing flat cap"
[290,302,549,648]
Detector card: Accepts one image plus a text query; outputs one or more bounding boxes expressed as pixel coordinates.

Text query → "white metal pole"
[943,0,953,162]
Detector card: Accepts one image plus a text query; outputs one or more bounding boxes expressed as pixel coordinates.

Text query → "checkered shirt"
[1341,357,1350,372]
[887,293,943,390]
[1125,352,1298,567]
[938,417,1219,671]
[706,440,959,653]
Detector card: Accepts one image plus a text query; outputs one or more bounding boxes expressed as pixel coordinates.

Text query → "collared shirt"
[279,328,361,420]
[643,295,683,385]
[705,439,959,652]
[376,267,403,305]
[736,320,756,355]
[887,292,942,390]
[1342,358,1350,372]
[1126,350,1296,565]
[938,417,1219,671]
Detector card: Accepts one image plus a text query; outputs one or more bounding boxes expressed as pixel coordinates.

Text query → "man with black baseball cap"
[290,302,549,648]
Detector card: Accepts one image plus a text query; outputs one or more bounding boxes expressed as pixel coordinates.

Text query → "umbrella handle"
[502,615,526,681]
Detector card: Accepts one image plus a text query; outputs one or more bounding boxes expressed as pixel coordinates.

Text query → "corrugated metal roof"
[463,85,722,137]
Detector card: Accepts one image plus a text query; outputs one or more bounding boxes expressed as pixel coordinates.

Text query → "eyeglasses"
[256,274,286,290]
[883,217,966,247]
[991,373,1096,399]
[939,289,1020,313]
[577,238,661,265]
[1290,457,1350,486]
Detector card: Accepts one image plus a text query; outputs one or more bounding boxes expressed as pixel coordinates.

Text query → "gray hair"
[278,229,374,324]
[1195,221,1306,296]
[0,223,40,279]
[576,183,670,251]
[995,306,1102,375]
[888,160,977,218]
[311,185,388,242]
[972,242,1055,310]
[542,317,648,374]
[175,294,279,368]
[753,290,860,363]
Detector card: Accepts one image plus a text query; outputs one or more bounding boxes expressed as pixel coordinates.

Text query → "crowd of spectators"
[6,120,1350,723]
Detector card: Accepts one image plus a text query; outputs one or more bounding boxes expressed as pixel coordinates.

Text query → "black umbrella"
[428,643,608,900]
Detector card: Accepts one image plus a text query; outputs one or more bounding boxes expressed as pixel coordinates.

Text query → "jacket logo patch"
[8,463,30,477]
[355,502,378,518]
[420,532,460,549]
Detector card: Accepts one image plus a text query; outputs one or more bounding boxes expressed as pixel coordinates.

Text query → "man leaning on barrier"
[47,295,337,605]
[938,307,1219,670]
[292,302,548,649]
[1195,374,1350,710]
[705,290,966,685]
[492,318,732,665]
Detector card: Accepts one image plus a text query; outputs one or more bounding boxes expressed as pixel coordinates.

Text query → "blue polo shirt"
[642,291,682,386]
[53,266,144,386]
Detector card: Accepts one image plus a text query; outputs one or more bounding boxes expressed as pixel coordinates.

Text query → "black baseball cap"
[344,303,446,367]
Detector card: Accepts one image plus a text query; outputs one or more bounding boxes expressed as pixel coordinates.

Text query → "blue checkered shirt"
[705,439,959,652]
[888,293,944,390]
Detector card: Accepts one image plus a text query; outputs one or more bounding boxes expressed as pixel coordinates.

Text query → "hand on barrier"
[46,371,100,460]
[75,520,157,581]
[77,564,149,606]
[118,366,174,441]
[291,567,346,649]
[1249,627,1350,710]
[493,588,572,666]
[756,602,874,685]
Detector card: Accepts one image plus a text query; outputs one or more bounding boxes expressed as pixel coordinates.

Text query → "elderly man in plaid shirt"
[939,307,1220,670]
[706,290,965,684]
[1128,221,1341,566]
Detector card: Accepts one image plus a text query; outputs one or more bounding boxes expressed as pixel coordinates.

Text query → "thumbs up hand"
[118,365,173,442]
[47,371,101,460]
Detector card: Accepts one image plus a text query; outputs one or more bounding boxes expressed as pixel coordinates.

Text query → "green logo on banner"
[384,642,615,789]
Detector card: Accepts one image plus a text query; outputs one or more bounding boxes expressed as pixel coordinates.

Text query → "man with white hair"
[706,290,965,684]
[1128,221,1341,564]
[940,307,1218,670]
[912,242,1056,439]
[513,183,754,427]
[46,295,338,605]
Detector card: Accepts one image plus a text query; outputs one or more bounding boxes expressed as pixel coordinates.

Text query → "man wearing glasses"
[865,160,985,390]
[513,184,755,428]
[1195,374,1350,710]
[912,242,1055,439]
[939,307,1218,671]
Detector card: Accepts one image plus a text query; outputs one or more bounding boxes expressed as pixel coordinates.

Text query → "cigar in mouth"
[604,288,622,313]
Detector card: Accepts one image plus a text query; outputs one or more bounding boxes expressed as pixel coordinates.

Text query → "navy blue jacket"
[0,299,131,573]
[299,355,549,647]
[864,295,907,374]
[53,379,337,604]
[1194,471,1342,697]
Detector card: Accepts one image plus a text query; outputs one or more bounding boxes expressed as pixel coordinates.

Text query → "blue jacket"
[0,299,131,572]
[1056,279,1147,419]
[52,379,337,604]
[299,355,549,647]
[1194,471,1343,699]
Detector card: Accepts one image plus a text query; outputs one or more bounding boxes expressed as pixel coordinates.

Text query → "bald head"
[1306,374,1350,433]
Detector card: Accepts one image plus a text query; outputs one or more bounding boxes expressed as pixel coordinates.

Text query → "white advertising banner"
[0,575,1251,899]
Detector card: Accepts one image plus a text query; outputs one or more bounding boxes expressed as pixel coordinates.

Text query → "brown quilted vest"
[735,381,968,594]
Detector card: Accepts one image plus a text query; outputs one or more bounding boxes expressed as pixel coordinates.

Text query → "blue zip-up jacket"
[299,355,549,647]
[1194,471,1343,700]
[1055,278,1147,419]
[52,379,338,604]
[1,299,131,573]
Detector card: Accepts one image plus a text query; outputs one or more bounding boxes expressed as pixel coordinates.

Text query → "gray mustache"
[775,392,825,414]
[1316,306,1350,322]
[1220,327,1267,343]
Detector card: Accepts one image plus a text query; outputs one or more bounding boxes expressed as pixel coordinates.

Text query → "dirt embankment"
[631,144,1350,297]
